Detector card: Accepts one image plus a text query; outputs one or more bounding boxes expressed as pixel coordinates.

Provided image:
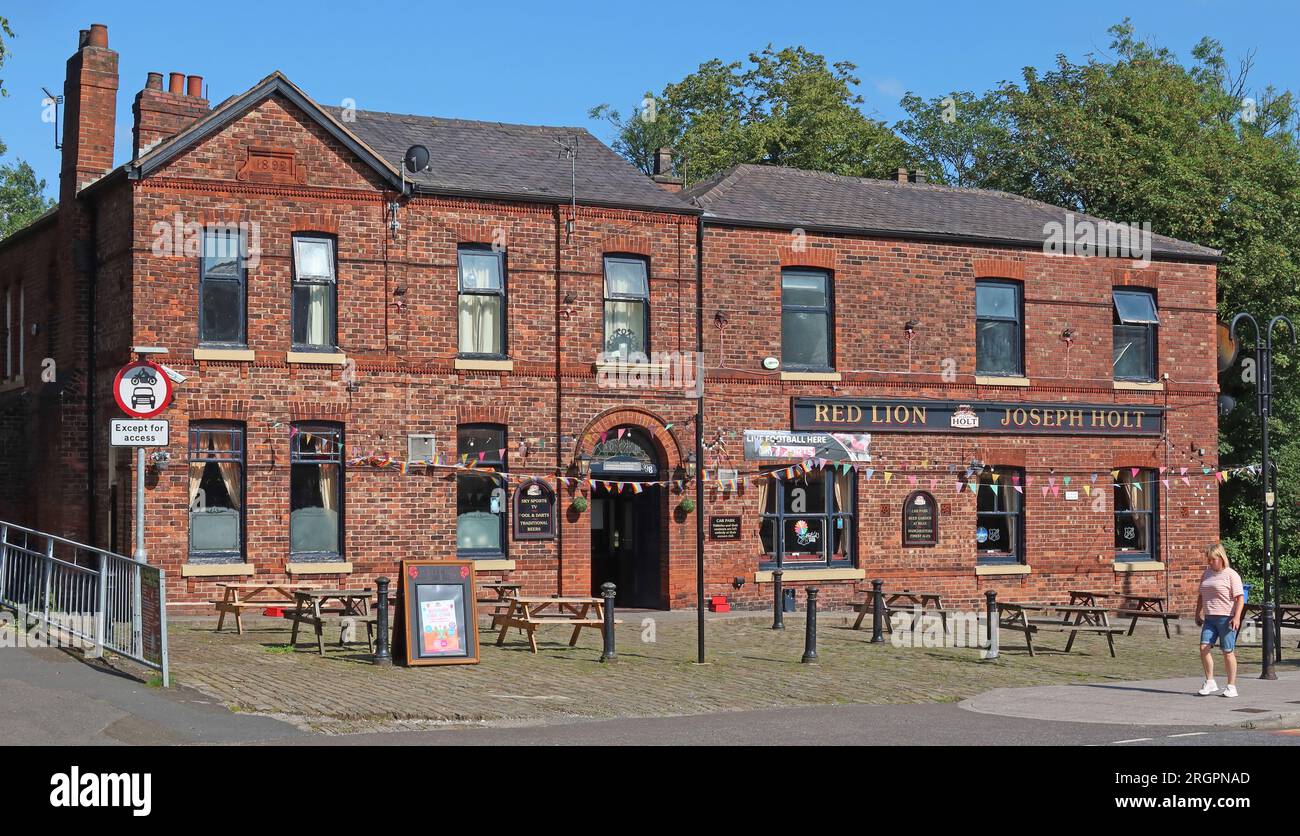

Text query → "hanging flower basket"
[678,497,696,514]
[570,496,589,513]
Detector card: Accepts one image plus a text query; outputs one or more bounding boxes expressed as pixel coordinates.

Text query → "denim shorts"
[1200,615,1237,652]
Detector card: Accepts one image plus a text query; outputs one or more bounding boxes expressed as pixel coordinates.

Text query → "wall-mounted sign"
[513,479,556,540]
[902,491,939,547]
[743,430,872,461]
[710,515,741,540]
[392,560,480,666]
[793,397,1163,436]
[590,430,659,477]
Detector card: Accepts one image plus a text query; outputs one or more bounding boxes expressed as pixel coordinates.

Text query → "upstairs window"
[781,269,833,371]
[603,256,649,359]
[200,226,246,346]
[1115,468,1158,560]
[457,246,506,357]
[1113,289,1159,381]
[188,422,245,563]
[976,280,1023,376]
[977,467,1024,564]
[292,235,337,350]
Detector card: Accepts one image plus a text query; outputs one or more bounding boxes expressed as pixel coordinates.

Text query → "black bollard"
[600,582,617,663]
[871,578,885,643]
[374,577,392,666]
[801,588,819,663]
[984,589,998,659]
[772,568,785,630]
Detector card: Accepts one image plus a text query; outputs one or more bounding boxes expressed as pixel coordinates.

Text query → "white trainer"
[1221,684,1238,698]
[1197,679,1219,696]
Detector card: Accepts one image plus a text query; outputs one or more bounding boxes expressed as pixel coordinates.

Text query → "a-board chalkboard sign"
[393,559,481,666]
[513,479,556,540]
[710,515,741,540]
[902,491,939,547]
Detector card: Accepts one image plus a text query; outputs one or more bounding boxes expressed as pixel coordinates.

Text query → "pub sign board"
[394,559,480,666]
[793,397,1163,436]
[513,478,556,540]
[902,491,939,547]
[743,430,872,461]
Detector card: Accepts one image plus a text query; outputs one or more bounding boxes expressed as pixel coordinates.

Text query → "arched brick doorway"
[577,409,683,609]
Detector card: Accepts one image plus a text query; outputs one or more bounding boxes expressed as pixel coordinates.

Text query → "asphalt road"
[2,646,1297,746]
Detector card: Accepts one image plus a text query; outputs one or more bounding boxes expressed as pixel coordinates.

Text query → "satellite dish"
[403,144,430,174]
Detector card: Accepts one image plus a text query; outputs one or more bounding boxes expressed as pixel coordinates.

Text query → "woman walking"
[1195,543,1246,698]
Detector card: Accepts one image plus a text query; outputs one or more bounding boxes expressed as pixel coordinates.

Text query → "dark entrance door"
[590,483,661,608]
[588,426,663,608]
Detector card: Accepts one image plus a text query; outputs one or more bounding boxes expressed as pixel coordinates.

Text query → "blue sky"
[3,1,1296,199]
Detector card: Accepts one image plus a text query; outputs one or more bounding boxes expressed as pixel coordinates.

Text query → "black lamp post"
[1229,312,1295,679]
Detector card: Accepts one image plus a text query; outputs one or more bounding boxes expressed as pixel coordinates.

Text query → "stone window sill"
[975,375,1031,387]
[0,376,25,393]
[780,371,842,382]
[181,562,255,577]
[473,559,516,571]
[975,563,1032,576]
[455,358,514,372]
[286,561,353,574]
[286,351,347,366]
[194,348,255,362]
[1114,560,1165,572]
[1113,380,1165,391]
[753,567,864,582]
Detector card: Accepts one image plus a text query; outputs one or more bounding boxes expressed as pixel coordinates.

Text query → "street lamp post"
[1229,312,1295,679]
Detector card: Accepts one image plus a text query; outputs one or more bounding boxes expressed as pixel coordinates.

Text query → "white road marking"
[1110,737,1154,744]
[1167,732,1209,738]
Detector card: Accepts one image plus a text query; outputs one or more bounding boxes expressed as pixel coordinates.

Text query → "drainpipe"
[695,217,705,663]
[554,205,565,595]
[86,196,99,545]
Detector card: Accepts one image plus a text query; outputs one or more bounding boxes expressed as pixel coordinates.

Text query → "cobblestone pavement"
[166,611,1267,734]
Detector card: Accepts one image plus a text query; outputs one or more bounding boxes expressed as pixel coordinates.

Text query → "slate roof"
[321,106,695,214]
[681,164,1220,261]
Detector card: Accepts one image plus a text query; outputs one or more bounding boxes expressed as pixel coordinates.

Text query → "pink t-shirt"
[1199,567,1244,616]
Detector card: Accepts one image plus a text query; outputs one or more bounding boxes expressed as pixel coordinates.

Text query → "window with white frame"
[457,245,506,357]
[292,235,338,350]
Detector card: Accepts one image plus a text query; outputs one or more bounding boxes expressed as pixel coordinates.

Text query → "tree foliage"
[0,18,55,240]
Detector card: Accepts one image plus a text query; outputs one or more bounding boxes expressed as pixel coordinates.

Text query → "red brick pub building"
[0,25,1222,613]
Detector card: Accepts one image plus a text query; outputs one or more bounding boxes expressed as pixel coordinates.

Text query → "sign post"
[112,358,174,566]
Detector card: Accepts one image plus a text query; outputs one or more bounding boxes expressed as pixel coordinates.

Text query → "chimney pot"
[168,72,185,95]
[897,167,908,183]
[146,72,164,91]
[653,147,673,177]
[88,23,109,48]
[78,29,90,49]
[909,171,926,184]
[186,75,204,97]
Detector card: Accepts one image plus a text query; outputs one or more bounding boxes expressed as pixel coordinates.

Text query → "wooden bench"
[1113,608,1183,639]
[998,602,1124,657]
[212,583,317,634]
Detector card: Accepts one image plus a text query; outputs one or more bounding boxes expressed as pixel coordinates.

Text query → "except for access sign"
[113,359,173,419]
[111,419,169,447]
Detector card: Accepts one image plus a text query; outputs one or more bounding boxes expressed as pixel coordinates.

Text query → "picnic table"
[1067,590,1113,607]
[851,590,950,634]
[1114,593,1182,639]
[494,595,620,654]
[997,601,1124,657]
[478,581,521,627]
[1244,602,1300,647]
[286,588,376,655]
[211,582,317,634]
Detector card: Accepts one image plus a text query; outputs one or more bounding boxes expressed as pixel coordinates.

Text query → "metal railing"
[0,519,169,685]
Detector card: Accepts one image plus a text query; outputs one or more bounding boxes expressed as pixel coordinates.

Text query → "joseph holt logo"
[950,405,979,429]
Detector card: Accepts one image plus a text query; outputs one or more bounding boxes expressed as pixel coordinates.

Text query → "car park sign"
[113,359,173,419]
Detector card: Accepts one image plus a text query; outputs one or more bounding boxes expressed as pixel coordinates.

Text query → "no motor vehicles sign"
[113,360,173,419]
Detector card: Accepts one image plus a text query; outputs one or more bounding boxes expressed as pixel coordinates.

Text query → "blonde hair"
[1206,543,1230,569]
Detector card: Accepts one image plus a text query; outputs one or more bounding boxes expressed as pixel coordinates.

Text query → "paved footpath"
[962,671,1300,727]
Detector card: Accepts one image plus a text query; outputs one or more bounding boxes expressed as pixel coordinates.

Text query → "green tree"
[592,46,913,183]
[0,18,55,239]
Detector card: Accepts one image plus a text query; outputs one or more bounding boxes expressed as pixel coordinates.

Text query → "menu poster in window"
[394,559,480,666]
[902,491,939,547]
[513,479,556,540]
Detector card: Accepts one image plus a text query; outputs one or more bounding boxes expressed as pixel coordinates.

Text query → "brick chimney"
[60,23,118,199]
[132,68,210,158]
[651,147,683,192]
